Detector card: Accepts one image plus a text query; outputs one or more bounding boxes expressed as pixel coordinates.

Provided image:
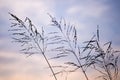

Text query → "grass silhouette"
[9,13,120,80]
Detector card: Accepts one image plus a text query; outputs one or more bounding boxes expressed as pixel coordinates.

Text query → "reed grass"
[9,13,57,80]
[9,13,120,80]
[81,26,120,80]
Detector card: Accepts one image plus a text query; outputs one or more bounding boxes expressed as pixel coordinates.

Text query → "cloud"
[66,0,109,18]
[0,51,65,80]
[0,69,15,77]
[67,5,79,14]
[0,0,56,28]
[0,56,17,64]
[0,51,86,80]
[0,0,56,51]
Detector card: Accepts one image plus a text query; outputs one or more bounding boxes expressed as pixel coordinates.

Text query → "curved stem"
[33,33,58,80]
[103,59,112,80]
[42,52,58,80]
[20,20,58,80]
[60,28,89,80]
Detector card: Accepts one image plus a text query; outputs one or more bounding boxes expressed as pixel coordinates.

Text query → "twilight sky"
[0,0,120,80]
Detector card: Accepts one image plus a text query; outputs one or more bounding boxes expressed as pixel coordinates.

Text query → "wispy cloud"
[66,0,109,18]
[0,51,54,80]
[0,0,56,26]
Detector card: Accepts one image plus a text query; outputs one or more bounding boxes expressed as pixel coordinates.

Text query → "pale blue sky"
[0,0,120,80]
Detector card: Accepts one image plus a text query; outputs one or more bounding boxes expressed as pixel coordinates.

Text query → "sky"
[0,0,120,80]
